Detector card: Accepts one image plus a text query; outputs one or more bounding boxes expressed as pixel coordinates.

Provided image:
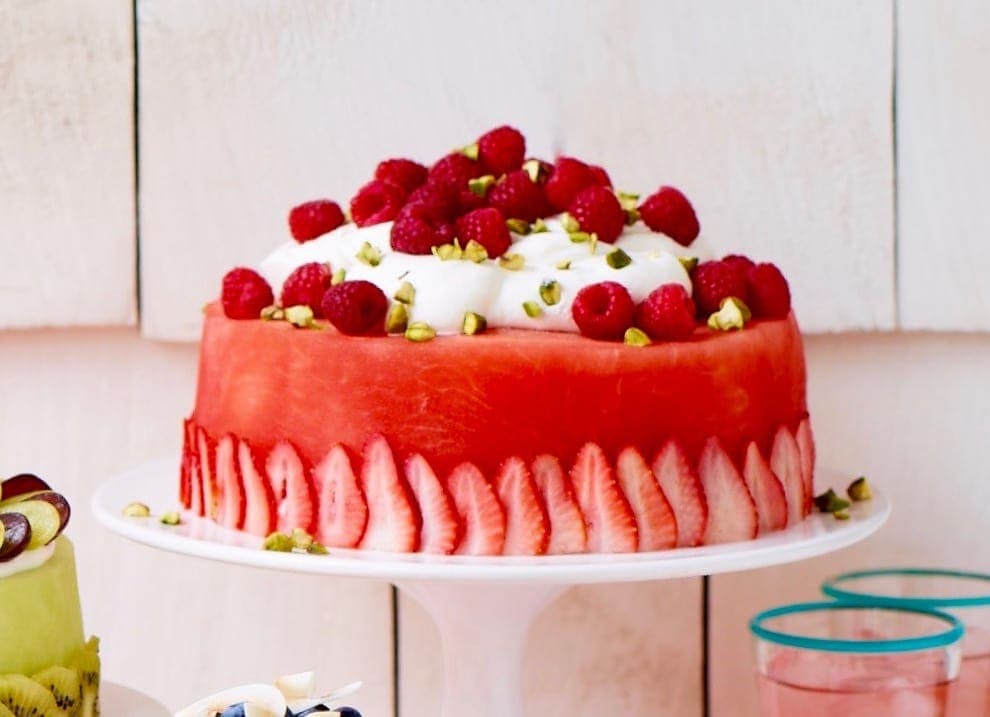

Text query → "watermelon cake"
[180,126,815,556]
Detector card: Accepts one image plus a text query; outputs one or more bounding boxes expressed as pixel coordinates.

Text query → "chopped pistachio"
[813,488,851,514]
[522,301,543,318]
[160,511,181,526]
[468,174,496,197]
[522,158,544,183]
[606,248,632,269]
[263,532,294,552]
[260,305,284,321]
[356,241,382,267]
[393,281,415,305]
[284,304,315,328]
[707,296,750,331]
[833,510,851,521]
[463,239,489,263]
[624,327,652,347]
[291,528,314,550]
[385,303,408,334]
[568,231,591,244]
[561,213,580,233]
[588,233,599,254]
[506,218,531,235]
[459,142,480,161]
[531,218,549,233]
[616,190,640,211]
[433,243,463,261]
[539,279,562,306]
[122,502,151,518]
[499,253,525,271]
[847,476,873,502]
[405,322,436,342]
[462,311,488,335]
[625,208,641,226]
[678,256,699,273]
[555,259,572,270]
[307,541,329,555]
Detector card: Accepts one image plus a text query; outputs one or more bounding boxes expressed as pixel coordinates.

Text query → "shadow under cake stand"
[93,459,890,716]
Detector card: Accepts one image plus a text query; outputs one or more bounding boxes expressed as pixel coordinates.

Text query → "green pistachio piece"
[463,239,489,263]
[531,218,549,233]
[462,311,487,335]
[847,477,873,502]
[616,190,640,211]
[833,510,851,521]
[561,213,580,233]
[385,303,408,334]
[260,305,284,321]
[588,233,599,254]
[568,231,591,244]
[284,305,315,328]
[307,541,329,555]
[468,174,496,197]
[263,532,294,552]
[606,248,632,269]
[331,268,347,285]
[506,218,531,235]
[405,322,436,342]
[555,259,572,270]
[122,502,151,518]
[522,158,544,183]
[459,142,480,161]
[356,241,382,267]
[499,253,525,271]
[624,327,652,347]
[539,279,562,306]
[291,528,314,550]
[522,301,543,318]
[393,281,415,305]
[813,488,851,514]
[433,243,463,261]
[707,296,750,331]
[678,256,699,273]
[160,511,181,526]
[625,208,641,226]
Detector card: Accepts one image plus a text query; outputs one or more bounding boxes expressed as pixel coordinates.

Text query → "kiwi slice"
[0,703,13,717]
[0,673,65,717]
[66,638,100,717]
[30,666,81,713]
[0,501,60,549]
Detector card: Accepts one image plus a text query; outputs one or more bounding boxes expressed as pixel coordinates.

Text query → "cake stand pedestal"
[93,460,890,717]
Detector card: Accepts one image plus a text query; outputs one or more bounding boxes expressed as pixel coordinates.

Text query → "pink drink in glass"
[948,623,990,716]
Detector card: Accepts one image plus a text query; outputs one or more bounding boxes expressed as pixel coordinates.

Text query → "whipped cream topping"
[259,219,704,335]
[0,542,55,579]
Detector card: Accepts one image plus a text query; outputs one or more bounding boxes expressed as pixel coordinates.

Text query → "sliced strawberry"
[697,437,757,545]
[531,454,587,554]
[652,440,708,547]
[196,426,218,519]
[405,453,458,555]
[795,418,816,516]
[358,435,418,552]
[742,441,788,533]
[239,438,276,536]
[616,447,678,551]
[179,419,193,508]
[313,445,368,548]
[266,440,318,535]
[569,443,638,553]
[214,434,246,530]
[446,462,505,556]
[492,457,548,556]
[771,426,805,526]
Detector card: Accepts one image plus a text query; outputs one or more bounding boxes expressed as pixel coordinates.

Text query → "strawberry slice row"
[178,420,815,554]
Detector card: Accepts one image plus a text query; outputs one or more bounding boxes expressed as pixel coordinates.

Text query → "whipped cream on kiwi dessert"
[176,671,362,717]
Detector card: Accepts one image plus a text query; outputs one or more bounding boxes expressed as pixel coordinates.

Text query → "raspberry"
[746,262,791,319]
[477,125,525,176]
[486,170,549,222]
[221,267,274,320]
[568,185,625,244]
[281,262,331,316]
[692,260,750,316]
[455,207,511,258]
[722,254,755,275]
[587,164,612,188]
[288,200,345,243]
[391,203,454,254]
[543,157,596,212]
[350,180,406,227]
[405,182,461,221]
[321,280,388,336]
[428,152,482,190]
[635,284,697,341]
[639,186,700,246]
[571,281,635,341]
[375,158,428,194]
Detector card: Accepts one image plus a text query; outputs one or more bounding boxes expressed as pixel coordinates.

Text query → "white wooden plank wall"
[0,1,135,328]
[897,0,990,329]
[137,0,896,341]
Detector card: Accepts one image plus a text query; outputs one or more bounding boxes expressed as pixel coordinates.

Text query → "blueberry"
[219,704,247,717]
[336,709,362,717]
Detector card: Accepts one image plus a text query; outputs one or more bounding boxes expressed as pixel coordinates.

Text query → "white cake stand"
[102,681,170,716]
[93,459,889,716]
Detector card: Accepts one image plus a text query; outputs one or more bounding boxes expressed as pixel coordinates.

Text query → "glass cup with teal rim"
[751,601,964,716]
[823,568,990,716]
